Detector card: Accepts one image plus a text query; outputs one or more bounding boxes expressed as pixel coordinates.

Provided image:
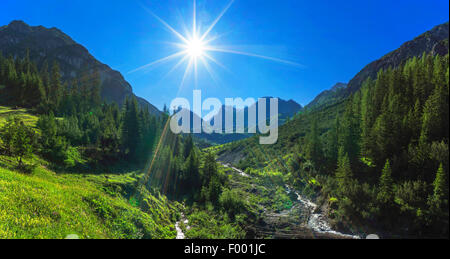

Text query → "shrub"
[219,189,247,218]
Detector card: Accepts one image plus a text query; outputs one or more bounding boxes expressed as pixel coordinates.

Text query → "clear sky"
[1,0,449,110]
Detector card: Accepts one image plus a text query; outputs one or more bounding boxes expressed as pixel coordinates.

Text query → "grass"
[0,106,38,127]
[0,106,181,239]
[0,155,178,239]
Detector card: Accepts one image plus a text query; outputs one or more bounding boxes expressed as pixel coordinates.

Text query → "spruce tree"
[306,118,324,168]
[429,163,448,211]
[378,160,394,204]
[50,61,63,112]
[336,147,352,195]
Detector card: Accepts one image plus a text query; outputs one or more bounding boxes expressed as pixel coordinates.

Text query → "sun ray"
[159,55,190,82]
[205,47,303,67]
[200,56,220,86]
[200,0,235,41]
[134,0,302,91]
[194,57,198,88]
[142,6,190,44]
[129,50,187,73]
[203,52,231,73]
[178,57,194,94]
[193,0,197,37]
[203,30,232,45]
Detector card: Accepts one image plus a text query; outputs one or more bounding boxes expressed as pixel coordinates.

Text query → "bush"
[185,210,245,239]
[0,116,37,167]
[219,189,247,218]
[63,146,84,167]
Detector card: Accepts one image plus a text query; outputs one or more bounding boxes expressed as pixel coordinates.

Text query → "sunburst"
[131,0,301,90]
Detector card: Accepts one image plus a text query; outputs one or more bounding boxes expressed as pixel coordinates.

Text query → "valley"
[0,18,448,240]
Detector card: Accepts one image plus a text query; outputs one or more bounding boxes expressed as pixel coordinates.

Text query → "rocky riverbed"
[221,163,360,239]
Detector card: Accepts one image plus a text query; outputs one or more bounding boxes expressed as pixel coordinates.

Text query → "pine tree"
[327,115,340,167]
[306,118,324,168]
[428,163,449,235]
[378,160,394,204]
[428,163,448,211]
[50,61,63,112]
[202,152,217,185]
[121,97,141,161]
[339,101,360,164]
[183,134,194,159]
[184,149,200,193]
[420,84,448,143]
[90,67,102,106]
[336,147,352,195]
[360,78,375,158]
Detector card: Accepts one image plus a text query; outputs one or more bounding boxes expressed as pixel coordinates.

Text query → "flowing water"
[191,163,361,239]
[175,213,190,239]
[285,186,360,239]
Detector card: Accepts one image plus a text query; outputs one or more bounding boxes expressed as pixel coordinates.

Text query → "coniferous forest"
[213,52,449,238]
[0,51,163,168]
[301,53,449,237]
[0,6,448,242]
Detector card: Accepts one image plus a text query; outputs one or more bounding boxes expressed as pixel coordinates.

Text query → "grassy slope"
[0,106,178,239]
[0,106,38,126]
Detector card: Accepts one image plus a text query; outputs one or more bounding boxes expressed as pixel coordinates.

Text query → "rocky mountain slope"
[305,22,449,111]
[216,21,450,166]
[347,21,449,93]
[0,20,160,115]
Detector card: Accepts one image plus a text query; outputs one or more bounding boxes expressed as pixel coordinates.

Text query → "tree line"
[0,51,165,169]
[293,53,449,237]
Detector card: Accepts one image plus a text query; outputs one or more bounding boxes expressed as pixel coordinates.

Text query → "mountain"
[305,22,449,111]
[215,23,449,238]
[304,83,347,111]
[217,21,450,165]
[346,21,449,93]
[0,20,161,115]
[209,97,303,131]
[171,98,302,145]
[201,97,303,144]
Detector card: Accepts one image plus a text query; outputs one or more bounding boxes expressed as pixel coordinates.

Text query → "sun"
[185,37,205,58]
[131,0,300,89]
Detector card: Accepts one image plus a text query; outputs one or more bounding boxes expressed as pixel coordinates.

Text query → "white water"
[286,186,361,239]
[221,162,360,239]
[175,213,190,239]
[222,163,250,177]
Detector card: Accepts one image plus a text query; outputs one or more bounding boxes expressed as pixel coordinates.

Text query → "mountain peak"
[5,20,32,33]
[9,20,28,26]
[0,20,161,115]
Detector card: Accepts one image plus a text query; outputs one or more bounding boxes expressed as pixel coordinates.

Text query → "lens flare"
[132,0,301,91]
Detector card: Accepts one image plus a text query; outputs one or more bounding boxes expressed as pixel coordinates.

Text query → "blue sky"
[1,0,449,110]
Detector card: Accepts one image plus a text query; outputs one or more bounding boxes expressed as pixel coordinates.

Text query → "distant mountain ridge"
[208,97,303,130]
[175,97,303,144]
[0,20,161,115]
[305,21,449,111]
